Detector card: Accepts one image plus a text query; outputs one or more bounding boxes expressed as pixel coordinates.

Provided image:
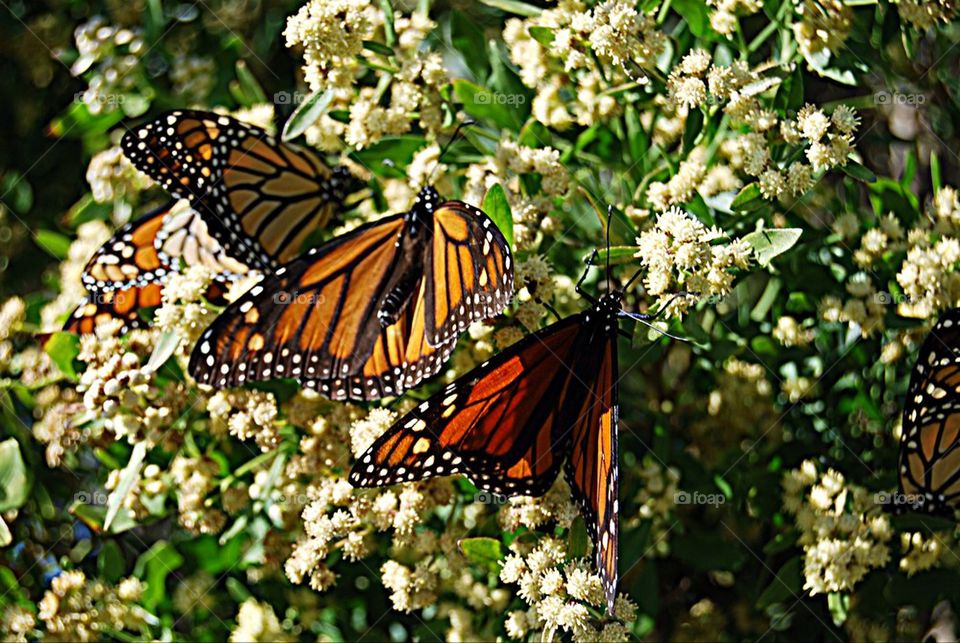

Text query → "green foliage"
[3,0,960,641]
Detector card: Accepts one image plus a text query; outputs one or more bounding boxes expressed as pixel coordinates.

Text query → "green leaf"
[460,537,504,571]
[98,539,125,584]
[281,89,335,142]
[0,172,33,214]
[756,557,802,609]
[482,184,514,250]
[743,228,803,267]
[232,60,267,107]
[34,229,72,260]
[450,12,489,79]
[763,531,798,556]
[841,161,877,183]
[672,0,710,38]
[144,331,181,374]
[453,79,521,132]
[594,245,638,266]
[43,331,80,380]
[351,136,428,178]
[48,100,125,138]
[0,439,30,512]
[682,108,704,154]
[931,151,942,193]
[730,183,764,211]
[568,517,589,559]
[104,441,147,532]
[134,541,184,611]
[362,39,394,57]
[527,26,555,46]
[72,502,138,533]
[828,592,849,626]
[803,49,858,85]
[476,0,542,16]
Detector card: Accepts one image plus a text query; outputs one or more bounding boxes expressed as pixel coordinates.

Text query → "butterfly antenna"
[624,266,644,291]
[605,205,613,294]
[621,314,690,343]
[425,120,475,187]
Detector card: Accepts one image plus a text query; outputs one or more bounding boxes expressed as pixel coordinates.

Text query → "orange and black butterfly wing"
[121,109,355,269]
[564,327,619,612]
[80,200,176,293]
[899,309,960,515]
[64,283,164,335]
[68,200,252,335]
[189,215,407,390]
[349,314,593,495]
[312,284,457,400]
[424,201,513,346]
[156,200,252,282]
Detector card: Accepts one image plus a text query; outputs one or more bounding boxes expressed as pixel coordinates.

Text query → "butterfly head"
[597,292,624,317]
[410,185,441,220]
[328,167,361,202]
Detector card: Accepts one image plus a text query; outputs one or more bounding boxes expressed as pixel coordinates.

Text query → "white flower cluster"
[635,207,752,315]
[782,460,892,595]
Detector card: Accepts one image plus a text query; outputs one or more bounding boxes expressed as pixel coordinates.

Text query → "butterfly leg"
[535,297,562,322]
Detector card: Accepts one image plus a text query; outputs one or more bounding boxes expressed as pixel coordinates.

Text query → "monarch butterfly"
[120,109,357,270]
[349,250,682,611]
[188,185,514,401]
[65,199,252,335]
[896,308,960,516]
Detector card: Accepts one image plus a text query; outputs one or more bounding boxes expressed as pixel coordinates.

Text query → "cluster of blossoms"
[635,207,752,315]
[154,265,224,345]
[503,0,665,129]
[207,388,280,452]
[170,454,229,535]
[35,571,152,641]
[228,599,295,643]
[285,0,447,150]
[772,315,815,347]
[895,186,960,318]
[820,273,888,339]
[823,184,960,340]
[500,537,637,640]
[792,0,853,59]
[69,16,145,115]
[654,48,859,206]
[74,328,188,448]
[85,146,152,206]
[499,478,579,535]
[897,530,960,576]
[896,0,959,29]
[690,358,778,465]
[782,460,892,594]
[169,55,217,104]
[706,0,762,36]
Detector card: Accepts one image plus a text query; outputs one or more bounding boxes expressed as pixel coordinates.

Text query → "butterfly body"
[189,186,514,401]
[350,291,624,608]
[897,308,960,517]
